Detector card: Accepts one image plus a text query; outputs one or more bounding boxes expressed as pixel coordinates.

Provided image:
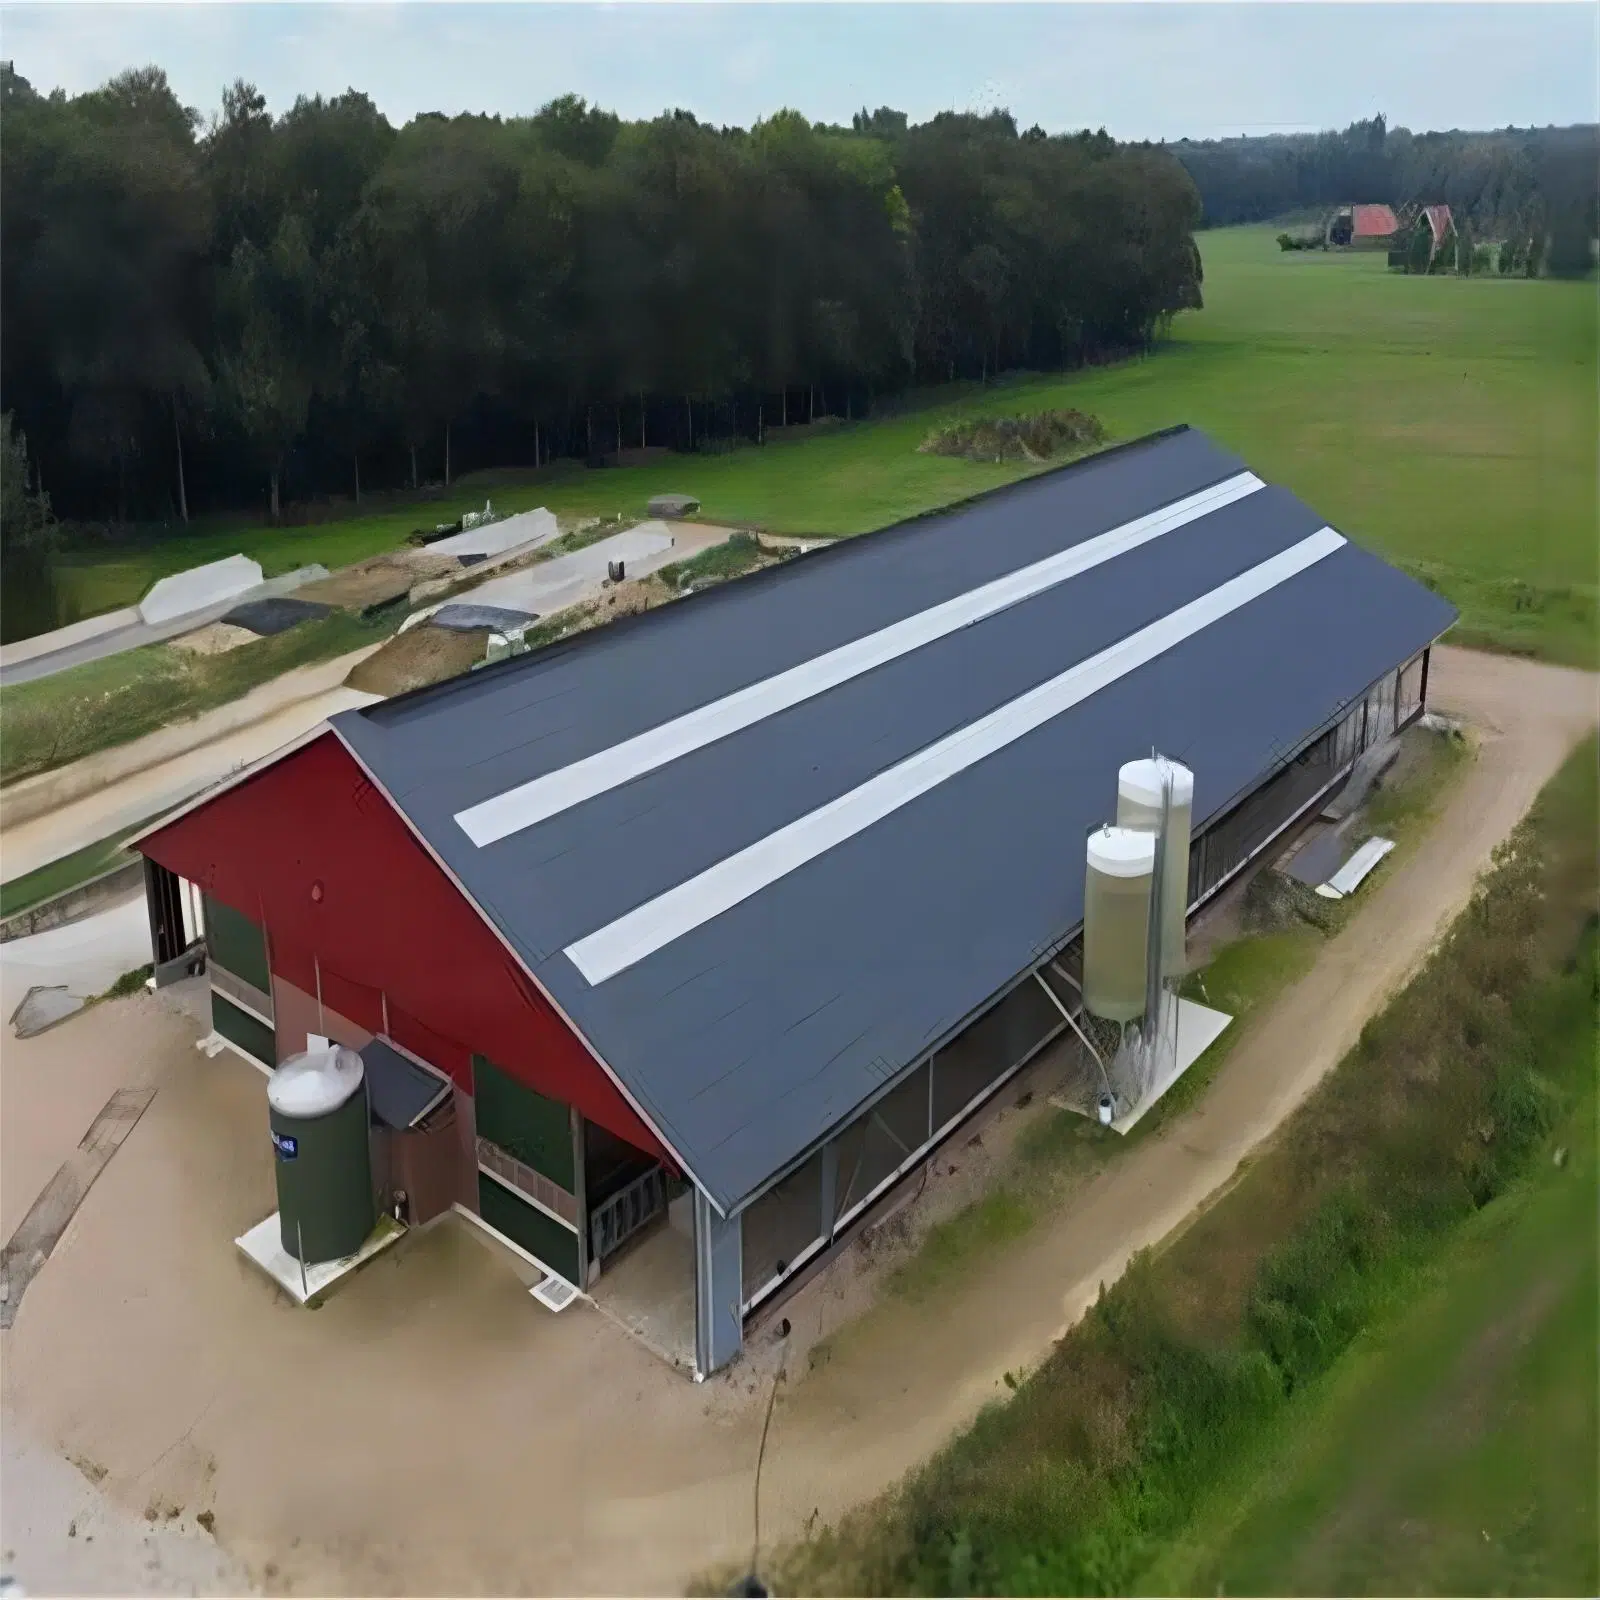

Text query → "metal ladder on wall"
[589,1165,669,1264]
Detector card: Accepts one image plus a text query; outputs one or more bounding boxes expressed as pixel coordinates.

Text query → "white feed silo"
[1117,757,1194,979]
[1083,826,1156,1023]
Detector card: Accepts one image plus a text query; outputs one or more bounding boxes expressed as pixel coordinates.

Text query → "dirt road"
[1,646,1592,1597]
[1,669,381,881]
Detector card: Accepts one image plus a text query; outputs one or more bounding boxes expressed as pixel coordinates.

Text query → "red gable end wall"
[139,731,672,1167]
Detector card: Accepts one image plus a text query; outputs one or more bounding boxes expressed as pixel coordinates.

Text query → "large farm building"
[134,425,1455,1378]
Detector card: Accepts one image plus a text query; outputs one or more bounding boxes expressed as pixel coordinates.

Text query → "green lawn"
[1141,1092,1598,1598]
[0,820,141,915]
[51,226,1599,663]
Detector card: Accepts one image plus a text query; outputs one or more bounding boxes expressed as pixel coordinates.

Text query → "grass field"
[778,737,1598,1598]
[0,608,395,786]
[49,227,1598,663]
[0,821,142,917]
[1141,1093,1598,1597]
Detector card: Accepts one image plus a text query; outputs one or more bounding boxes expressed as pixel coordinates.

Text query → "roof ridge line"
[355,423,1210,722]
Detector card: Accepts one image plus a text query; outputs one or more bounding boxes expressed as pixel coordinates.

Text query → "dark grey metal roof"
[333,426,1456,1211]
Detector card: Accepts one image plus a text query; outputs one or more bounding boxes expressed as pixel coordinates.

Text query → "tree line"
[1173,112,1598,271]
[0,66,1204,528]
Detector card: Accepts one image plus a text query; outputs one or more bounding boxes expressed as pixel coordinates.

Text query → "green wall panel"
[204,894,270,992]
[213,991,276,1067]
[477,1173,580,1282]
[472,1055,575,1190]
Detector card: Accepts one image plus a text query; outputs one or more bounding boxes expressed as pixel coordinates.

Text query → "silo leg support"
[1034,972,1104,1068]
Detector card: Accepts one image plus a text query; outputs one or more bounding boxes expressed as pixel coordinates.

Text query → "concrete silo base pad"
[235,1211,406,1306]
[1112,999,1233,1133]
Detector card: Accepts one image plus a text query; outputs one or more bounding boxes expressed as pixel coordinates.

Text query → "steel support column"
[693,1188,743,1379]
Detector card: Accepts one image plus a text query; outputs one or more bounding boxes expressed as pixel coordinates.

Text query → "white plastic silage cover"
[138,555,264,624]
[267,1043,365,1117]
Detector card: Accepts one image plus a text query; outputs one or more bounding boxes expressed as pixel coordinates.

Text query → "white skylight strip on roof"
[455,470,1266,847]
[564,527,1346,986]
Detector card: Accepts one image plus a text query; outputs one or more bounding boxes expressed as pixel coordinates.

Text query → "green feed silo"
[268,1045,376,1264]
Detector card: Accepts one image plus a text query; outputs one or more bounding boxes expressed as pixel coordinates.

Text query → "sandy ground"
[1,673,382,882]
[0,646,1592,1597]
[3,1414,254,1595]
[169,623,258,659]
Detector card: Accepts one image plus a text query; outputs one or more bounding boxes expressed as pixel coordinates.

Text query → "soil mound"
[346,623,490,697]
[919,408,1106,464]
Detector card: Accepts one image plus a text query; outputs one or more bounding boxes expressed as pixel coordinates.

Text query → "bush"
[919,409,1107,465]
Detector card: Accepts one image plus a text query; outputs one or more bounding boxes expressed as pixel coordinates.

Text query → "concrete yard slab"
[0,897,151,1028]
[234,1212,407,1306]
[427,506,559,559]
[0,606,140,670]
[1111,999,1233,1133]
[402,526,680,631]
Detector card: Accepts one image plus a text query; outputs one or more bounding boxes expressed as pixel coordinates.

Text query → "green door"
[478,1172,581,1282]
[472,1055,575,1190]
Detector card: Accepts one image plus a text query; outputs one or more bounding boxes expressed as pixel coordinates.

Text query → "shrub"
[919,409,1107,465]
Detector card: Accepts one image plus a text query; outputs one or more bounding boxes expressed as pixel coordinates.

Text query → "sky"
[2,2,1595,143]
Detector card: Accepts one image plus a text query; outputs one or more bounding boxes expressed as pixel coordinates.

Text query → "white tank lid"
[1086,825,1157,878]
[1118,756,1195,808]
[267,1043,366,1118]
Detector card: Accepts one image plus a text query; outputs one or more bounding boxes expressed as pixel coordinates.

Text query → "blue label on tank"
[272,1130,298,1159]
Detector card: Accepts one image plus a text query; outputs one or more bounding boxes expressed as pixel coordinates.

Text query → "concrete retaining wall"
[0,608,142,669]
[138,555,264,624]
[0,861,144,944]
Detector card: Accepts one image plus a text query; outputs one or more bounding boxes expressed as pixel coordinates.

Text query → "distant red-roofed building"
[1326,204,1401,248]
[1387,205,1460,273]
